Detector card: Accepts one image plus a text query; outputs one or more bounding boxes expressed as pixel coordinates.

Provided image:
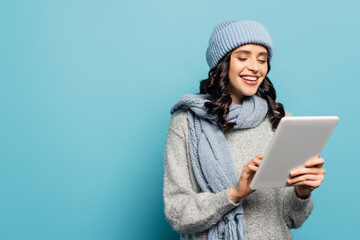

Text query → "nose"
[247,58,259,72]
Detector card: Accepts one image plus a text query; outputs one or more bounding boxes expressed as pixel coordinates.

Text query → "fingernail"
[290,171,296,176]
[287,179,293,183]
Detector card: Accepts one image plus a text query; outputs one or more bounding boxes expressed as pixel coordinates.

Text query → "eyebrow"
[233,50,268,57]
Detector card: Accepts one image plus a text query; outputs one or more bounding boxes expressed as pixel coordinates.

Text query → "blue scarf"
[171,94,268,240]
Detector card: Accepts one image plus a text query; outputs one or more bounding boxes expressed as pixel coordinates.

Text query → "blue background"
[1,0,359,239]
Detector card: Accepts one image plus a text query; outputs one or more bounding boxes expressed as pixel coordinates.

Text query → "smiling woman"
[163,19,325,240]
[229,44,268,102]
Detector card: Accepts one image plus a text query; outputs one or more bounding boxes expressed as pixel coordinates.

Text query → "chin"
[243,90,258,97]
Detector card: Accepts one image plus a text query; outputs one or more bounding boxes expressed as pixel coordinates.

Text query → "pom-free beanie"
[206,20,273,69]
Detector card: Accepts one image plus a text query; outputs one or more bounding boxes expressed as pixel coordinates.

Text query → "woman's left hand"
[287,156,326,199]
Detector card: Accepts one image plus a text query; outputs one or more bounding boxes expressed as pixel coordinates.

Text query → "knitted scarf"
[170,94,268,240]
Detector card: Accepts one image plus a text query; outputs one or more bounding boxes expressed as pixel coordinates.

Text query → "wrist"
[228,187,242,203]
[295,186,311,199]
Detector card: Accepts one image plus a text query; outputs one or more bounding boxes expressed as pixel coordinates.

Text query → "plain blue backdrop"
[1,0,359,239]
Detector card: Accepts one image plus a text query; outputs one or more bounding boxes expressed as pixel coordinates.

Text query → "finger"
[289,180,322,189]
[241,163,256,179]
[242,163,253,176]
[248,164,258,172]
[290,167,326,177]
[257,154,264,159]
[305,157,324,168]
[251,158,262,166]
[288,174,324,185]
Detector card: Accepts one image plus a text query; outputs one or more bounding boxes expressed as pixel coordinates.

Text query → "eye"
[238,58,247,61]
[258,59,266,64]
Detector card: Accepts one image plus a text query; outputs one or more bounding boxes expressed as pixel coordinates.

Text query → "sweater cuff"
[286,187,312,210]
[224,189,242,207]
[209,189,242,217]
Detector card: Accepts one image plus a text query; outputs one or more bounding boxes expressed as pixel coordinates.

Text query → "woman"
[163,19,325,240]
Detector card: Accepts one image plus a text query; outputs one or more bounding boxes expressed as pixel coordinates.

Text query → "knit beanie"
[206,19,273,69]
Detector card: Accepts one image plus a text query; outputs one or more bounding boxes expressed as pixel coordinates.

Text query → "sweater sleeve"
[163,112,240,234]
[282,186,314,229]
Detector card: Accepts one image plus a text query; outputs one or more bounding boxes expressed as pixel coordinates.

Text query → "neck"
[231,93,244,105]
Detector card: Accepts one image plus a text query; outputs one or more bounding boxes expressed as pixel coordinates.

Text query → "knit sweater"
[163,111,314,240]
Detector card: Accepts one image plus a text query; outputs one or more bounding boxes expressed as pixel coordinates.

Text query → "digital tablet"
[249,116,339,189]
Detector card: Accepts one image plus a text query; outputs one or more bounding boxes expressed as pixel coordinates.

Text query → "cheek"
[261,65,268,75]
[228,69,241,87]
[229,62,244,78]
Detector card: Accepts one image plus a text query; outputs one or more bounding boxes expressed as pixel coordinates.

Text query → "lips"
[240,75,259,86]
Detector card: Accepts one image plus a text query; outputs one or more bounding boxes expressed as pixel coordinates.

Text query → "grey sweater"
[163,111,313,240]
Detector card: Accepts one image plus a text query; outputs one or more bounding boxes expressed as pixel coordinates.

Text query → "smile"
[240,76,258,81]
[240,75,259,86]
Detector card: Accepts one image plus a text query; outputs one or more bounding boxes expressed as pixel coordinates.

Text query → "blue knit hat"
[206,19,273,69]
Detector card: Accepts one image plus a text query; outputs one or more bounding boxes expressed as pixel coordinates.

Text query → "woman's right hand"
[228,154,264,203]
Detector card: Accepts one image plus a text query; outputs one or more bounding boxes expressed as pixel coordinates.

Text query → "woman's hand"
[287,156,326,199]
[228,154,263,203]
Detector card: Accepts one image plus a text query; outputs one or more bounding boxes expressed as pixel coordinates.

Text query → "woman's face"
[228,44,268,104]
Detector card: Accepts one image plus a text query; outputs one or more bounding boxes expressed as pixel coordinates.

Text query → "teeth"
[241,76,258,81]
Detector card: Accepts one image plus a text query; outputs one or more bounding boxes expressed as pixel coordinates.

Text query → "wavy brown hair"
[199,51,285,131]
